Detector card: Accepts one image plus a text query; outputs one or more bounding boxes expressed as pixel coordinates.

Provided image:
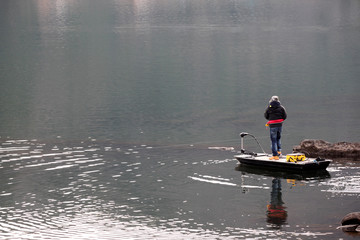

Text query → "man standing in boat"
[264,96,287,160]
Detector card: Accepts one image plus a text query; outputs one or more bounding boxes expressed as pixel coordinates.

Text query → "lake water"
[0,0,359,239]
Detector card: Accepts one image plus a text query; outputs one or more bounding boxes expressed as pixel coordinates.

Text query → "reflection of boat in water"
[235,164,331,181]
[236,165,330,229]
[237,164,330,230]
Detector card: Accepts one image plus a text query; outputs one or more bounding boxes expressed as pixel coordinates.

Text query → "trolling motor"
[239,132,266,155]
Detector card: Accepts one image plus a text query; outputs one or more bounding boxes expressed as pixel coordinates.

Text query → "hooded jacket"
[264,101,287,128]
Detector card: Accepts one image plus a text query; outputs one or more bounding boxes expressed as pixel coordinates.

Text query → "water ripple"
[0,139,356,239]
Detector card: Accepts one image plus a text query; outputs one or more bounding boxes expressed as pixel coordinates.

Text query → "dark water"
[0,0,359,239]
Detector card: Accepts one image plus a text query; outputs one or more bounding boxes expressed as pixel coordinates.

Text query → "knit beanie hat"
[271,96,279,102]
[269,96,280,104]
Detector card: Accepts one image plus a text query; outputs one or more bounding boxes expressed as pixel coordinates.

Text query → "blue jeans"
[270,127,282,156]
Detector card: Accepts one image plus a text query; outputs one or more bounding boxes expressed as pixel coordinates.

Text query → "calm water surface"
[0,0,359,239]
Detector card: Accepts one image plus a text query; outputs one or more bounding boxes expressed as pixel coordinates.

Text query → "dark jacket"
[264,101,287,128]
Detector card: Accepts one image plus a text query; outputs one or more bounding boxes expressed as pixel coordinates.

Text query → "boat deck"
[235,154,315,164]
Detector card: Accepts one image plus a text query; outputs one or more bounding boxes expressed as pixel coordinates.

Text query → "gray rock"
[293,139,360,159]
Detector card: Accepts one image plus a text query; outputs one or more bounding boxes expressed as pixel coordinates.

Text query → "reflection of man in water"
[267,178,287,228]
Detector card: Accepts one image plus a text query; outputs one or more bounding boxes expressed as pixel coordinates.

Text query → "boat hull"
[236,164,331,180]
[234,154,331,172]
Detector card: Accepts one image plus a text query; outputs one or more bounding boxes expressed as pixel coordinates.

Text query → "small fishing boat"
[235,153,331,171]
[234,132,332,172]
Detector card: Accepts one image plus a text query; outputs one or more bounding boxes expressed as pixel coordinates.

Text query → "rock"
[293,139,360,159]
[337,212,360,232]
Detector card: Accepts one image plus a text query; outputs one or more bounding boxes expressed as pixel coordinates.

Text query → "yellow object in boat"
[286,153,306,163]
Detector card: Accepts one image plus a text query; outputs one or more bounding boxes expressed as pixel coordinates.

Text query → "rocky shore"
[293,139,360,160]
